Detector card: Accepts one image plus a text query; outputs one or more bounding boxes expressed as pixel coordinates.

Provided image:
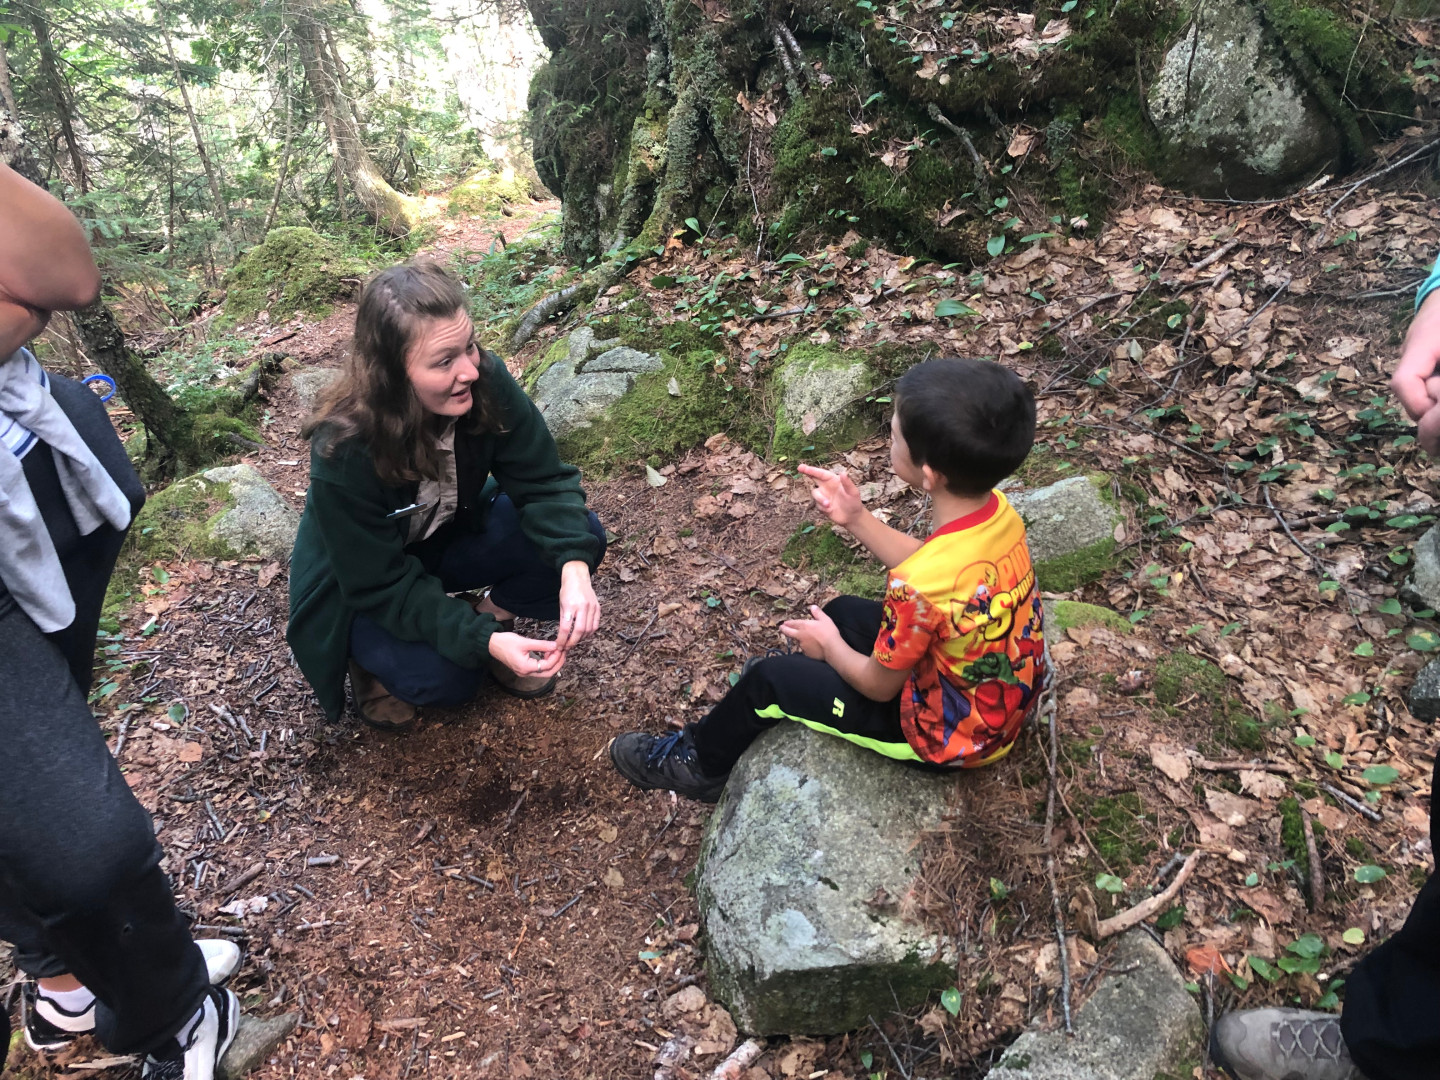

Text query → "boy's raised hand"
[798,463,864,529]
[780,604,843,661]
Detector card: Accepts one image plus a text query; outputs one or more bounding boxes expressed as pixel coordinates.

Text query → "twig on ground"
[503,788,529,832]
[1327,138,1440,217]
[620,612,660,666]
[745,305,807,322]
[1240,275,1290,333]
[926,104,988,200]
[710,1038,765,1079]
[1096,851,1201,939]
[868,1015,912,1080]
[1190,237,1243,271]
[1041,686,1073,1034]
[1152,851,1188,889]
[1263,484,1364,632]
[1301,808,1325,911]
[1321,781,1384,822]
[1190,755,1297,775]
[210,861,264,898]
[1037,292,1124,340]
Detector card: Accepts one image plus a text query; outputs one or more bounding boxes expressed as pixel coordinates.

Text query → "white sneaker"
[141,986,239,1080]
[23,938,242,1052]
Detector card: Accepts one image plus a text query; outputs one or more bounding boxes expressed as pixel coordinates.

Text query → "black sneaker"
[610,728,729,803]
[141,985,239,1080]
[21,980,93,1051]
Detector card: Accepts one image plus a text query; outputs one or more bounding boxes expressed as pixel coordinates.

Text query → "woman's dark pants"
[348,494,607,705]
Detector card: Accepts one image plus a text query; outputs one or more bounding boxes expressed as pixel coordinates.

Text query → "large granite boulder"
[531,326,664,438]
[1402,524,1440,612]
[1008,476,1123,592]
[1147,0,1341,198]
[199,465,300,559]
[1409,657,1440,722]
[289,367,340,413]
[990,930,1202,1080]
[696,724,955,1035]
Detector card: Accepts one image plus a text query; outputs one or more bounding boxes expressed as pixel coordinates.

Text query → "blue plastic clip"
[84,374,116,403]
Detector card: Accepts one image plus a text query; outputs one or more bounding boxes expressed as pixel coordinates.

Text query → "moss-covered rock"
[447,168,534,216]
[1010,475,1124,593]
[1049,600,1131,635]
[223,228,367,325]
[770,343,876,460]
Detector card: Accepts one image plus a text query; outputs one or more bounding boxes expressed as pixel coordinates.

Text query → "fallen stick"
[710,1038,765,1079]
[1190,236,1243,272]
[1190,755,1297,775]
[1096,851,1201,939]
[211,861,264,899]
[1040,687,1073,1034]
[1321,782,1383,823]
[1301,808,1325,912]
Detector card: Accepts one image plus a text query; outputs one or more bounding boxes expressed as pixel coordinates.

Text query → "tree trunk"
[21,2,90,195]
[292,1,419,236]
[0,34,20,121]
[263,49,296,236]
[160,14,234,247]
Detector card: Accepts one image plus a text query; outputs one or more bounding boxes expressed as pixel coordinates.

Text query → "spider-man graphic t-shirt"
[873,491,1046,767]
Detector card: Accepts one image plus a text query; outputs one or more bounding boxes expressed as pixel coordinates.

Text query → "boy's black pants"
[0,375,206,1055]
[690,596,918,777]
[1342,751,1440,1080]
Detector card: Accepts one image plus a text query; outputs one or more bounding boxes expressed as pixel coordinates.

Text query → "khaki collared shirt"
[409,420,459,543]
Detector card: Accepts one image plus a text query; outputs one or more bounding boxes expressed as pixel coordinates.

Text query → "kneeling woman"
[288,262,606,729]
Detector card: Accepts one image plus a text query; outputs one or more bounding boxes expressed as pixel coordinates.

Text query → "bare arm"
[0,162,100,312]
[798,463,923,568]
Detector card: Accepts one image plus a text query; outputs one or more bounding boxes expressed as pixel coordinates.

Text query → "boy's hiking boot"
[141,985,239,1080]
[610,728,728,803]
[23,939,242,1052]
[1211,1008,1363,1080]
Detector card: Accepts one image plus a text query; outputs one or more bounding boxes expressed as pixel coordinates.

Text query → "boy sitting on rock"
[609,357,1047,802]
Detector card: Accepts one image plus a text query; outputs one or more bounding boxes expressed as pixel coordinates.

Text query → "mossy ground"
[104,476,236,617]
[1034,538,1118,594]
[1154,652,1267,753]
[223,227,369,325]
[1076,790,1157,874]
[782,522,886,599]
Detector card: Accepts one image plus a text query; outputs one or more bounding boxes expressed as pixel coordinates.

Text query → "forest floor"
[10,142,1440,1080]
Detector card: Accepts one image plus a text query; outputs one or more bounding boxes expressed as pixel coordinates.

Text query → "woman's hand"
[488,631,567,678]
[556,560,600,650]
[798,463,865,530]
[780,605,843,661]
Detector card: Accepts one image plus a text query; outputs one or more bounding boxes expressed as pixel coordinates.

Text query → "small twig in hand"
[1321,782,1384,822]
[1301,808,1325,911]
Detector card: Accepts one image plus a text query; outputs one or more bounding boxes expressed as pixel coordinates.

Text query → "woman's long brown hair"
[303,261,498,485]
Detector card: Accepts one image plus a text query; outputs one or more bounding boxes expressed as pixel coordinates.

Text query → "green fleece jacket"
[287,354,601,720]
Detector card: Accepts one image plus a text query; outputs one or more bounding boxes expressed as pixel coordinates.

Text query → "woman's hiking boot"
[609,728,728,803]
[348,661,418,730]
[1211,1008,1363,1080]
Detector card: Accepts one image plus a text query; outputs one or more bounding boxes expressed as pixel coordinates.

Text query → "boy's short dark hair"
[895,358,1036,496]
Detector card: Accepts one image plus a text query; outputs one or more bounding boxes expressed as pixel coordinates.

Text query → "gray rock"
[989,930,1202,1080]
[530,327,661,438]
[1410,657,1440,721]
[697,724,956,1036]
[218,1012,299,1080]
[1403,525,1440,611]
[1148,0,1340,198]
[584,346,664,374]
[1008,476,1122,565]
[288,367,339,413]
[198,465,300,559]
[776,350,871,439]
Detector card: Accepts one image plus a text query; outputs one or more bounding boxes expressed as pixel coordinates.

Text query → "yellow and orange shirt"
[873,491,1046,767]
